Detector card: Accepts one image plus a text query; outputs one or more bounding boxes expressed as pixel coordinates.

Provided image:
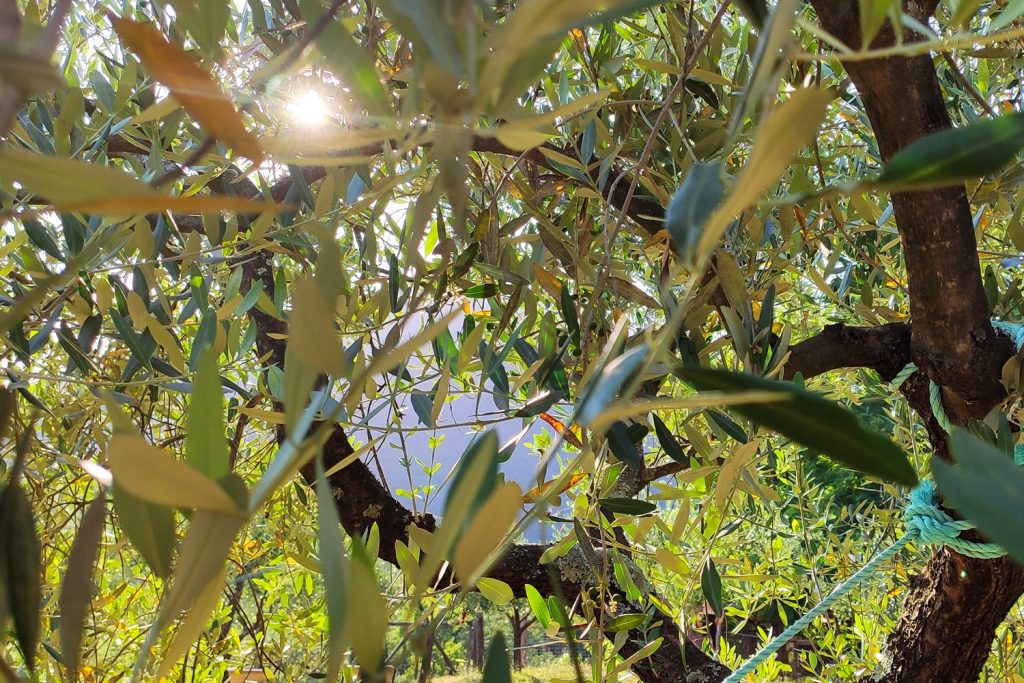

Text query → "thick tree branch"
[810,1,1010,419]
[238,250,728,682]
[807,4,1024,682]
[783,322,911,381]
[104,129,665,237]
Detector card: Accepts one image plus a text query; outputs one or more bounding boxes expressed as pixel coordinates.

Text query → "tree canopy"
[2,0,1024,681]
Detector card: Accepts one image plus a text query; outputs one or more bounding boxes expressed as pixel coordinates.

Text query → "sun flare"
[287,90,330,126]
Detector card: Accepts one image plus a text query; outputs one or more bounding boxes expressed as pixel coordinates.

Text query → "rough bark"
[784,322,911,381]
[103,129,664,237]
[808,3,1024,681]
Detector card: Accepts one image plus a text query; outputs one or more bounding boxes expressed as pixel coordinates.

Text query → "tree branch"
[807,4,1024,682]
[783,322,911,381]
[238,250,729,682]
[809,1,1010,420]
[102,128,666,238]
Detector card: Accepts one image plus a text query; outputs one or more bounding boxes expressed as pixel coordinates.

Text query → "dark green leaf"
[580,120,597,162]
[0,388,15,440]
[877,113,1024,189]
[652,414,688,465]
[701,559,724,617]
[731,0,768,28]
[113,484,175,578]
[678,368,917,485]
[388,253,400,313]
[606,421,642,468]
[59,492,105,681]
[705,409,748,443]
[186,347,230,479]
[462,283,498,298]
[932,430,1024,564]
[109,309,153,371]
[598,497,657,516]
[514,389,564,417]
[0,484,41,669]
[482,632,512,683]
[573,519,600,569]
[665,162,724,262]
[189,308,218,371]
[684,78,719,108]
[410,392,434,428]
[606,613,647,632]
[560,284,579,345]
[24,219,64,261]
[432,328,459,372]
[450,242,478,279]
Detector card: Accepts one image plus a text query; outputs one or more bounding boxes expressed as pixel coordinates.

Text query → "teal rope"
[898,320,1024,432]
[890,362,917,390]
[890,361,956,432]
[727,321,1024,681]
[904,481,1006,559]
[723,535,912,682]
[725,483,1008,681]
[929,381,954,433]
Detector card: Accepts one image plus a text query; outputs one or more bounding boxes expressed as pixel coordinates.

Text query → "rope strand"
[724,320,1024,681]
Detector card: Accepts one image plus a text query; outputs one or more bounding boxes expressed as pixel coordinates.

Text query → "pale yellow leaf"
[714,441,759,514]
[125,292,149,333]
[532,263,564,298]
[493,127,549,151]
[655,548,689,578]
[107,435,239,514]
[288,277,344,375]
[111,16,262,161]
[453,482,523,583]
[697,88,834,259]
[155,566,226,679]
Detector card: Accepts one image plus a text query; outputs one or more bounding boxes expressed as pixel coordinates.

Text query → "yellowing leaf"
[0,148,288,215]
[609,276,660,309]
[696,88,834,259]
[237,407,287,424]
[62,195,290,215]
[0,147,152,204]
[714,441,759,513]
[110,16,262,161]
[453,482,523,583]
[538,413,583,449]
[523,472,586,504]
[146,319,185,373]
[125,292,149,333]
[131,96,180,124]
[493,127,549,151]
[107,435,239,514]
[531,264,563,298]
[288,277,344,376]
[154,565,226,680]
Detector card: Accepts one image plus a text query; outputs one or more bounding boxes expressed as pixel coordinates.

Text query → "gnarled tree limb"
[808,3,1024,681]
[239,249,730,682]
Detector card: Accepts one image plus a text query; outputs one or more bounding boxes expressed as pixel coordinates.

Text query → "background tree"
[2,1,1024,682]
